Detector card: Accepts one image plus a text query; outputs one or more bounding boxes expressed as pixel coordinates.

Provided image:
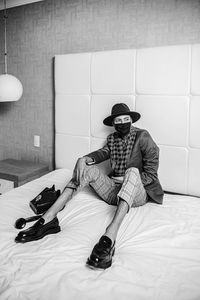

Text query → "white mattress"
[0,169,200,300]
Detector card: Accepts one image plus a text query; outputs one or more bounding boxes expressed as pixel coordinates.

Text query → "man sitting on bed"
[15,103,164,270]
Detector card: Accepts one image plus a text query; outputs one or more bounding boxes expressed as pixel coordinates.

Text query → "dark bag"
[29,185,61,215]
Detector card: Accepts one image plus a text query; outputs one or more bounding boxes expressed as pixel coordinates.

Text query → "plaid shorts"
[67,165,147,211]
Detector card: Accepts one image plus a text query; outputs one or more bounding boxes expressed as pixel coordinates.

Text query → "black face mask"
[114,122,132,137]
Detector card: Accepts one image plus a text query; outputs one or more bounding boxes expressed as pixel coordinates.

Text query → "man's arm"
[85,143,110,164]
[72,143,110,185]
[139,130,160,186]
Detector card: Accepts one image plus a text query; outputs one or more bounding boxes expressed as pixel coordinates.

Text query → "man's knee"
[125,167,140,179]
[83,165,101,182]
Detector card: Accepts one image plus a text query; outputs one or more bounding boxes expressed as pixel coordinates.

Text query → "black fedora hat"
[103,103,141,127]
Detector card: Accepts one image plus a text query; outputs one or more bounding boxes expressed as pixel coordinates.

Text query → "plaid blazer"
[87,127,164,205]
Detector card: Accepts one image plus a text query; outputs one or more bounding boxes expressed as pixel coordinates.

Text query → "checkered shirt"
[107,127,137,177]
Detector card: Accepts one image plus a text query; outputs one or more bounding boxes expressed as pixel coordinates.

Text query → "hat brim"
[103,111,141,127]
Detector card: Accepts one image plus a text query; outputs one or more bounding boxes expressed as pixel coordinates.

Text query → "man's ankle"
[42,214,56,224]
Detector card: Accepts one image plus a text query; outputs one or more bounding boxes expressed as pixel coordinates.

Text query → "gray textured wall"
[0,0,200,170]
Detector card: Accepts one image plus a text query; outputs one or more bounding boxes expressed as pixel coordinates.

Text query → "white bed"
[1,44,200,300]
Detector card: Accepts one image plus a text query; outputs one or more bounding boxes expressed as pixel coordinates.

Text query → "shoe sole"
[15,226,61,243]
[86,259,112,270]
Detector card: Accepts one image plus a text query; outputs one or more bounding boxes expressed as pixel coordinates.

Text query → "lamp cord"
[4,0,8,74]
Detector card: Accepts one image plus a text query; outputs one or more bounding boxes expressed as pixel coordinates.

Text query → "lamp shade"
[0,74,23,102]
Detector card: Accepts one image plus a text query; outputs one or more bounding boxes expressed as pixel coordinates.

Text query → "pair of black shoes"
[15,218,115,269]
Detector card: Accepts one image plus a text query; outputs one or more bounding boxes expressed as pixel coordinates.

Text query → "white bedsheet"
[0,169,200,300]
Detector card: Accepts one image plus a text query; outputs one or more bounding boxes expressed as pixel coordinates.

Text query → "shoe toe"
[15,231,30,243]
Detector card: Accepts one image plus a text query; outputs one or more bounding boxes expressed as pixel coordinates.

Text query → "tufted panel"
[136,45,190,95]
[55,44,200,197]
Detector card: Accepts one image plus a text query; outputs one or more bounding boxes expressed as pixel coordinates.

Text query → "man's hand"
[72,156,94,186]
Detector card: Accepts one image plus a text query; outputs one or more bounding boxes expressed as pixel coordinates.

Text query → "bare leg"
[42,187,75,223]
[104,199,128,245]
[86,199,129,269]
[42,157,91,224]
[103,167,147,244]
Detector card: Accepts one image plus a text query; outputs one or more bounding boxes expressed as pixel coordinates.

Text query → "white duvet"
[0,169,200,300]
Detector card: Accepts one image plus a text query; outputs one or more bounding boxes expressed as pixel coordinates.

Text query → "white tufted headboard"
[54,44,200,197]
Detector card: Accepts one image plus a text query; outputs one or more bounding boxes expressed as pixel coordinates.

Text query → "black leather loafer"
[15,217,60,243]
[86,236,115,270]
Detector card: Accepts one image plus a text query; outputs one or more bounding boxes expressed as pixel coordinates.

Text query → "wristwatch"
[86,158,95,165]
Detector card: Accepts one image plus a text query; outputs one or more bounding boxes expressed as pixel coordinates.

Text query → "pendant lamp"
[0,0,23,102]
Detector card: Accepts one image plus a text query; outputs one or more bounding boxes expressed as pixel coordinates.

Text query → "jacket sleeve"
[139,130,160,186]
[85,142,110,164]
